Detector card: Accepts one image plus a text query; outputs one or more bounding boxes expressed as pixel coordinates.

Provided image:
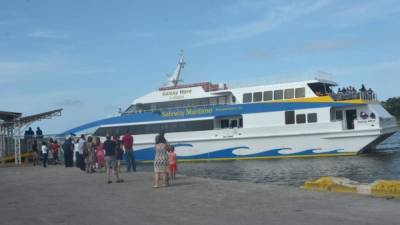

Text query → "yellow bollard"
[303,177,358,194]
[371,180,400,198]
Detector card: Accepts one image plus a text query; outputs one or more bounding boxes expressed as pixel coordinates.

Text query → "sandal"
[116,179,124,183]
[152,185,160,188]
[107,181,112,184]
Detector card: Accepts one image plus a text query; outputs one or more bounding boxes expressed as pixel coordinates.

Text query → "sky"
[1,0,400,134]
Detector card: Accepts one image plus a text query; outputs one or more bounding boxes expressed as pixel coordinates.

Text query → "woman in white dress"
[153,132,169,188]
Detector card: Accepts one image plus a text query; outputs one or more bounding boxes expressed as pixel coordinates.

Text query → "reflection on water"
[138,133,400,187]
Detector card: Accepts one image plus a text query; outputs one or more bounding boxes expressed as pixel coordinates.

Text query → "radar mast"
[166,50,185,87]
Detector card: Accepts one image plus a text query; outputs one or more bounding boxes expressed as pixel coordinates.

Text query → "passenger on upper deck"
[334,84,376,101]
[360,84,366,93]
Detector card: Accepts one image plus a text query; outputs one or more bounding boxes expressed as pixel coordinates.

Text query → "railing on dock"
[0,135,63,164]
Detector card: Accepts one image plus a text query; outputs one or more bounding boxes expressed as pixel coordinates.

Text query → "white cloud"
[192,0,400,47]
[53,99,84,108]
[331,0,400,27]
[193,0,331,47]
[0,61,49,75]
[290,39,354,54]
[326,58,400,99]
[70,68,118,75]
[297,0,400,29]
[245,39,354,60]
[333,58,400,76]
[27,30,69,39]
[0,54,118,84]
[0,56,67,84]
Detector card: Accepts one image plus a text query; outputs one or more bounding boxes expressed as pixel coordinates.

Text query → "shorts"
[169,164,177,172]
[105,156,117,169]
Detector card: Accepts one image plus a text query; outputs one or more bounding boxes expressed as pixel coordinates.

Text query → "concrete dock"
[0,165,399,225]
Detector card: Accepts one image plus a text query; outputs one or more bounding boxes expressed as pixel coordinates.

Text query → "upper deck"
[123,77,378,115]
[122,52,378,115]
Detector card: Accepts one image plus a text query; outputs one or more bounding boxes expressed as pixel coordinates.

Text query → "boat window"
[136,104,151,111]
[295,88,305,98]
[307,113,318,123]
[243,93,252,103]
[230,120,238,128]
[191,98,209,106]
[263,91,273,101]
[345,110,357,130]
[134,97,219,112]
[284,89,294,99]
[285,111,295,124]
[123,104,137,114]
[209,97,217,105]
[335,111,343,121]
[296,114,306,124]
[94,119,214,136]
[274,90,283,100]
[220,119,230,129]
[253,92,262,102]
[239,118,243,128]
[218,96,227,105]
[308,83,333,96]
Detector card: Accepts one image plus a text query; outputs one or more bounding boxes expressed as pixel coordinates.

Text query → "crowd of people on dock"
[30,130,177,187]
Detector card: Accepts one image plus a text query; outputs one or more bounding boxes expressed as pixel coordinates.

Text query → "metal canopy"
[16,108,63,127]
[0,108,63,165]
[0,111,22,122]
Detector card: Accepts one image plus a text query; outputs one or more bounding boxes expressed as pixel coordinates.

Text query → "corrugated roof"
[0,111,22,121]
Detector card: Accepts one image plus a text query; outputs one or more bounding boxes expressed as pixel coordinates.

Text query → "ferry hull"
[132,130,393,162]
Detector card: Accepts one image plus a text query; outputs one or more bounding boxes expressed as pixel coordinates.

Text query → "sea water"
[139,133,400,186]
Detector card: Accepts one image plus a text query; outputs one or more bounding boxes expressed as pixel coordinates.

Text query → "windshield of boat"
[308,82,334,96]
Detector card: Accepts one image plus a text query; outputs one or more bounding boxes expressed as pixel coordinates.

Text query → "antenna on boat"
[315,71,332,81]
[165,50,185,87]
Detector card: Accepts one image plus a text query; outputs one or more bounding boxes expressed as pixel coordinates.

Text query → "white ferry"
[62,53,398,162]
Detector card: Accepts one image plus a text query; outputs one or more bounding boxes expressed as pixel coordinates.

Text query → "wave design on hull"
[232,147,291,156]
[234,148,292,157]
[176,146,250,159]
[134,144,347,161]
[233,148,341,157]
[134,143,195,161]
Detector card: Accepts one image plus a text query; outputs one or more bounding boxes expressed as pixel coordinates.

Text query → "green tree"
[382,97,400,122]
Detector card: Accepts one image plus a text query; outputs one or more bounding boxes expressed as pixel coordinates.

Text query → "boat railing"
[330,91,378,102]
[228,74,332,89]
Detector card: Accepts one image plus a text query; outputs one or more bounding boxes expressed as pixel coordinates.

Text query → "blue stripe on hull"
[61,102,356,135]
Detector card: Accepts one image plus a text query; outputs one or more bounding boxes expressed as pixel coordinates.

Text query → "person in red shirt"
[122,130,136,172]
[167,145,177,182]
[51,140,60,164]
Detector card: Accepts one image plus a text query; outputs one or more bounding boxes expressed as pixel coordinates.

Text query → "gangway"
[0,109,63,165]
